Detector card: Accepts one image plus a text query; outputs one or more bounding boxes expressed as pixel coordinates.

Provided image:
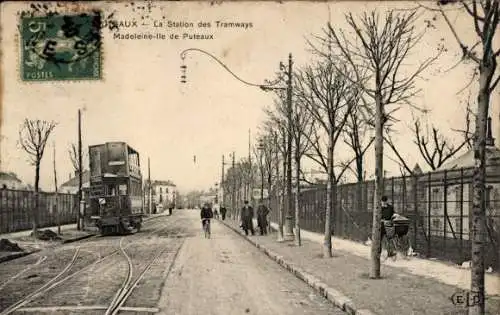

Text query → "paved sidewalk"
[220,218,500,315]
[267,222,500,296]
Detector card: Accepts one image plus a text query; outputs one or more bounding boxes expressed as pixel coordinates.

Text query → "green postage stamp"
[20,12,102,81]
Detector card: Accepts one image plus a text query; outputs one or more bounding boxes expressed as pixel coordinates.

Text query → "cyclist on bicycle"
[380,195,396,258]
[200,202,214,234]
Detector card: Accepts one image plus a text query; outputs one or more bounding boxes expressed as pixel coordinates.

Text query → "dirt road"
[158,211,344,315]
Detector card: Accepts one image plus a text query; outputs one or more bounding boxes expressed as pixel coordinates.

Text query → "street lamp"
[179,48,295,241]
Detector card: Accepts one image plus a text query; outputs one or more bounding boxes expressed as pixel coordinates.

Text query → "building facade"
[59,170,90,199]
[0,172,25,190]
[146,180,177,211]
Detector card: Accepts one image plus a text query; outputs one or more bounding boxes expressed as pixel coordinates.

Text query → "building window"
[119,184,127,195]
[454,217,463,233]
[431,188,441,211]
[485,186,492,208]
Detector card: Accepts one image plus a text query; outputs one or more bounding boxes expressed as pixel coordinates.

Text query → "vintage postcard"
[0,1,499,314]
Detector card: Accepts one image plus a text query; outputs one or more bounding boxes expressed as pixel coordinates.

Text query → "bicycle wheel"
[203,221,208,238]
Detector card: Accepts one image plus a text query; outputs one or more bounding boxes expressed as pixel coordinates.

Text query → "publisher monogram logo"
[450,290,484,307]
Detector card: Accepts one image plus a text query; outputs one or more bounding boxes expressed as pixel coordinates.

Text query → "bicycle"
[202,219,211,239]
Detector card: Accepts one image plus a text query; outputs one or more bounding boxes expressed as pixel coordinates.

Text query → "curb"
[61,233,96,244]
[0,250,38,264]
[218,219,378,315]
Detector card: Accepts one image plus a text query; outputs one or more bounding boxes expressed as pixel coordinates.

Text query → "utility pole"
[284,53,294,241]
[148,157,152,215]
[53,142,60,235]
[248,128,252,205]
[221,155,225,206]
[77,109,83,230]
[258,138,264,200]
[231,152,236,220]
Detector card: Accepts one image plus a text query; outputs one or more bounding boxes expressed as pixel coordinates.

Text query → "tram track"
[0,247,81,315]
[0,255,48,291]
[0,217,175,315]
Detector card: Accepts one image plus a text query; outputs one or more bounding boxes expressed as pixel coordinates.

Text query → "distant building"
[59,170,90,198]
[145,180,177,211]
[425,118,500,241]
[0,172,25,190]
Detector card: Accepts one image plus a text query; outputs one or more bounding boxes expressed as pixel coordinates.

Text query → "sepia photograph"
[0,1,499,314]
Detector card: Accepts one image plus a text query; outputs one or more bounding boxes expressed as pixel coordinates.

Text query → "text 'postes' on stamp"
[21,12,102,82]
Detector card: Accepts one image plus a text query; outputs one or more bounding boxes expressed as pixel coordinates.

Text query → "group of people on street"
[240,200,269,236]
[199,200,270,236]
[200,195,406,260]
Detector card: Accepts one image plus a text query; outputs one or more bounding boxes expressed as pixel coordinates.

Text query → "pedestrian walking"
[240,200,254,236]
[257,201,269,235]
[168,202,174,216]
[220,205,227,220]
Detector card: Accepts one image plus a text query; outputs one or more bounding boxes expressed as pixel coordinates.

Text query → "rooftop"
[436,146,500,171]
[0,172,22,183]
[150,180,176,187]
[60,170,90,187]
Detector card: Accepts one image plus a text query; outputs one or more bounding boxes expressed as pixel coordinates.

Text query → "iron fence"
[267,162,500,270]
[0,189,79,234]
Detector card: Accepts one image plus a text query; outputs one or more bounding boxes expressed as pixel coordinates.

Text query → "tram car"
[88,142,144,235]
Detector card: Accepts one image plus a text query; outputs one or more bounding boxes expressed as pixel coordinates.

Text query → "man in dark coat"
[220,205,227,220]
[200,203,214,231]
[240,200,254,236]
[257,201,269,235]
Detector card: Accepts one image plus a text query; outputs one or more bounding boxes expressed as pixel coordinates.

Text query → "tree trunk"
[33,161,40,237]
[294,150,301,246]
[323,132,334,258]
[370,91,384,279]
[469,62,494,315]
[356,152,364,219]
[277,149,286,241]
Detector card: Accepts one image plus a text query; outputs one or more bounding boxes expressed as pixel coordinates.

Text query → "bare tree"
[19,119,57,236]
[343,106,375,183]
[322,9,440,278]
[412,117,469,170]
[290,83,315,246]
[264,100,290,241]
[452,92,476,151]
[68,142,88,175]
[294,58,360,257]
[420,2,500,313]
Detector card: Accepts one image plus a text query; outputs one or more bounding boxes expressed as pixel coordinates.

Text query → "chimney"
[486,117,495,147]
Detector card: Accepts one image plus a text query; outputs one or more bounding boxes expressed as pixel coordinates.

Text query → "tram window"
[107,185,117,196]
[119,184,127,195]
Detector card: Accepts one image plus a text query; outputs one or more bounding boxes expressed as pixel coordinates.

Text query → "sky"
[1,1,499,193]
